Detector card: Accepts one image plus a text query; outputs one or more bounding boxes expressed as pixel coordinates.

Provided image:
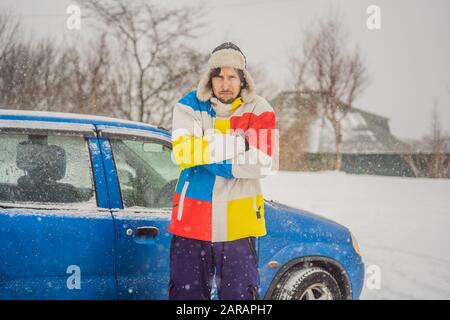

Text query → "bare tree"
[247,64,279,101]
[0,17,56,110]
[0,13,113,116]
[0,13,66,111]
[402,101,450,178]
[0,12,20,61]
[86,33,107,115]
[66,33,120,116]
[290,15,369,170]
[78,0,207,126]
[271,90,320,170]
[279,114,312,170]
[426,102,449,178]
[1,3,205,127]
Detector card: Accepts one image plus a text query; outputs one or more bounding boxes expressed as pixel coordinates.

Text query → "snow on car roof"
[0,108,170,137]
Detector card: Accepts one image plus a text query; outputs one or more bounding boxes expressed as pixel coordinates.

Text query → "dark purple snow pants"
[168,235,259,300]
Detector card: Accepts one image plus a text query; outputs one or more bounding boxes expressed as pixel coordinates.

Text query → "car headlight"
[351,232,361,256]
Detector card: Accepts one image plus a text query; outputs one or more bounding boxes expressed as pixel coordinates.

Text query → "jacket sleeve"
[172,92,247,169]
[202,98,279,179]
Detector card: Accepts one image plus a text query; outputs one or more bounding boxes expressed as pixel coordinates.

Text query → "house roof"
[272,91,412,154]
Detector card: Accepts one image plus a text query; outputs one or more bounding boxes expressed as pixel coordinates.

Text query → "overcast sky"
[1,0,449,140]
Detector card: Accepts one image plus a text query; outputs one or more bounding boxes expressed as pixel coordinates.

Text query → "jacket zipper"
[177,181,189,221]
[254,197,261,220]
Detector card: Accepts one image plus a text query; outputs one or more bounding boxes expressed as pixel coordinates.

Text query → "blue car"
[0,110,364,300]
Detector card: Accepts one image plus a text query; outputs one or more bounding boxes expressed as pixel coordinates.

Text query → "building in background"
[271,91,449,177]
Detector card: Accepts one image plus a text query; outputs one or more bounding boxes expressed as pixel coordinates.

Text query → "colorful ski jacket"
[168,90,278,242]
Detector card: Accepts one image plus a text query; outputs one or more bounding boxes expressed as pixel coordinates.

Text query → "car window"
[0,133,95,206]
[110,138,178,209]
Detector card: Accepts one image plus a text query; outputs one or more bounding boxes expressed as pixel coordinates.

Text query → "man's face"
[211,67,242,104]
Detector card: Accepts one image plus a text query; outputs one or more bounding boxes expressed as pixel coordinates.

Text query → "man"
[168,42,278,300]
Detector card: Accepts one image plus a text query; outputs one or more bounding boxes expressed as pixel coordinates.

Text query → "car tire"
[271,267,343,300]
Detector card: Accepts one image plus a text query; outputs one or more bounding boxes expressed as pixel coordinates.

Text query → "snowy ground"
[261,171,450,300]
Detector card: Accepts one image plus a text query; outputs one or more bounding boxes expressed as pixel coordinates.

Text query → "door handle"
[135,226,159,238]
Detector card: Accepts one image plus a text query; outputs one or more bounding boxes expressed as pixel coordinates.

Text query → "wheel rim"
[299,283,333,300]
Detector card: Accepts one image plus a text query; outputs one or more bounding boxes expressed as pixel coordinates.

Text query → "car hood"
[263,199,351,244]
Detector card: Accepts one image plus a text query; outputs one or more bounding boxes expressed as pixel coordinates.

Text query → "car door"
[0,120,117,299]
[97,125,178,299]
